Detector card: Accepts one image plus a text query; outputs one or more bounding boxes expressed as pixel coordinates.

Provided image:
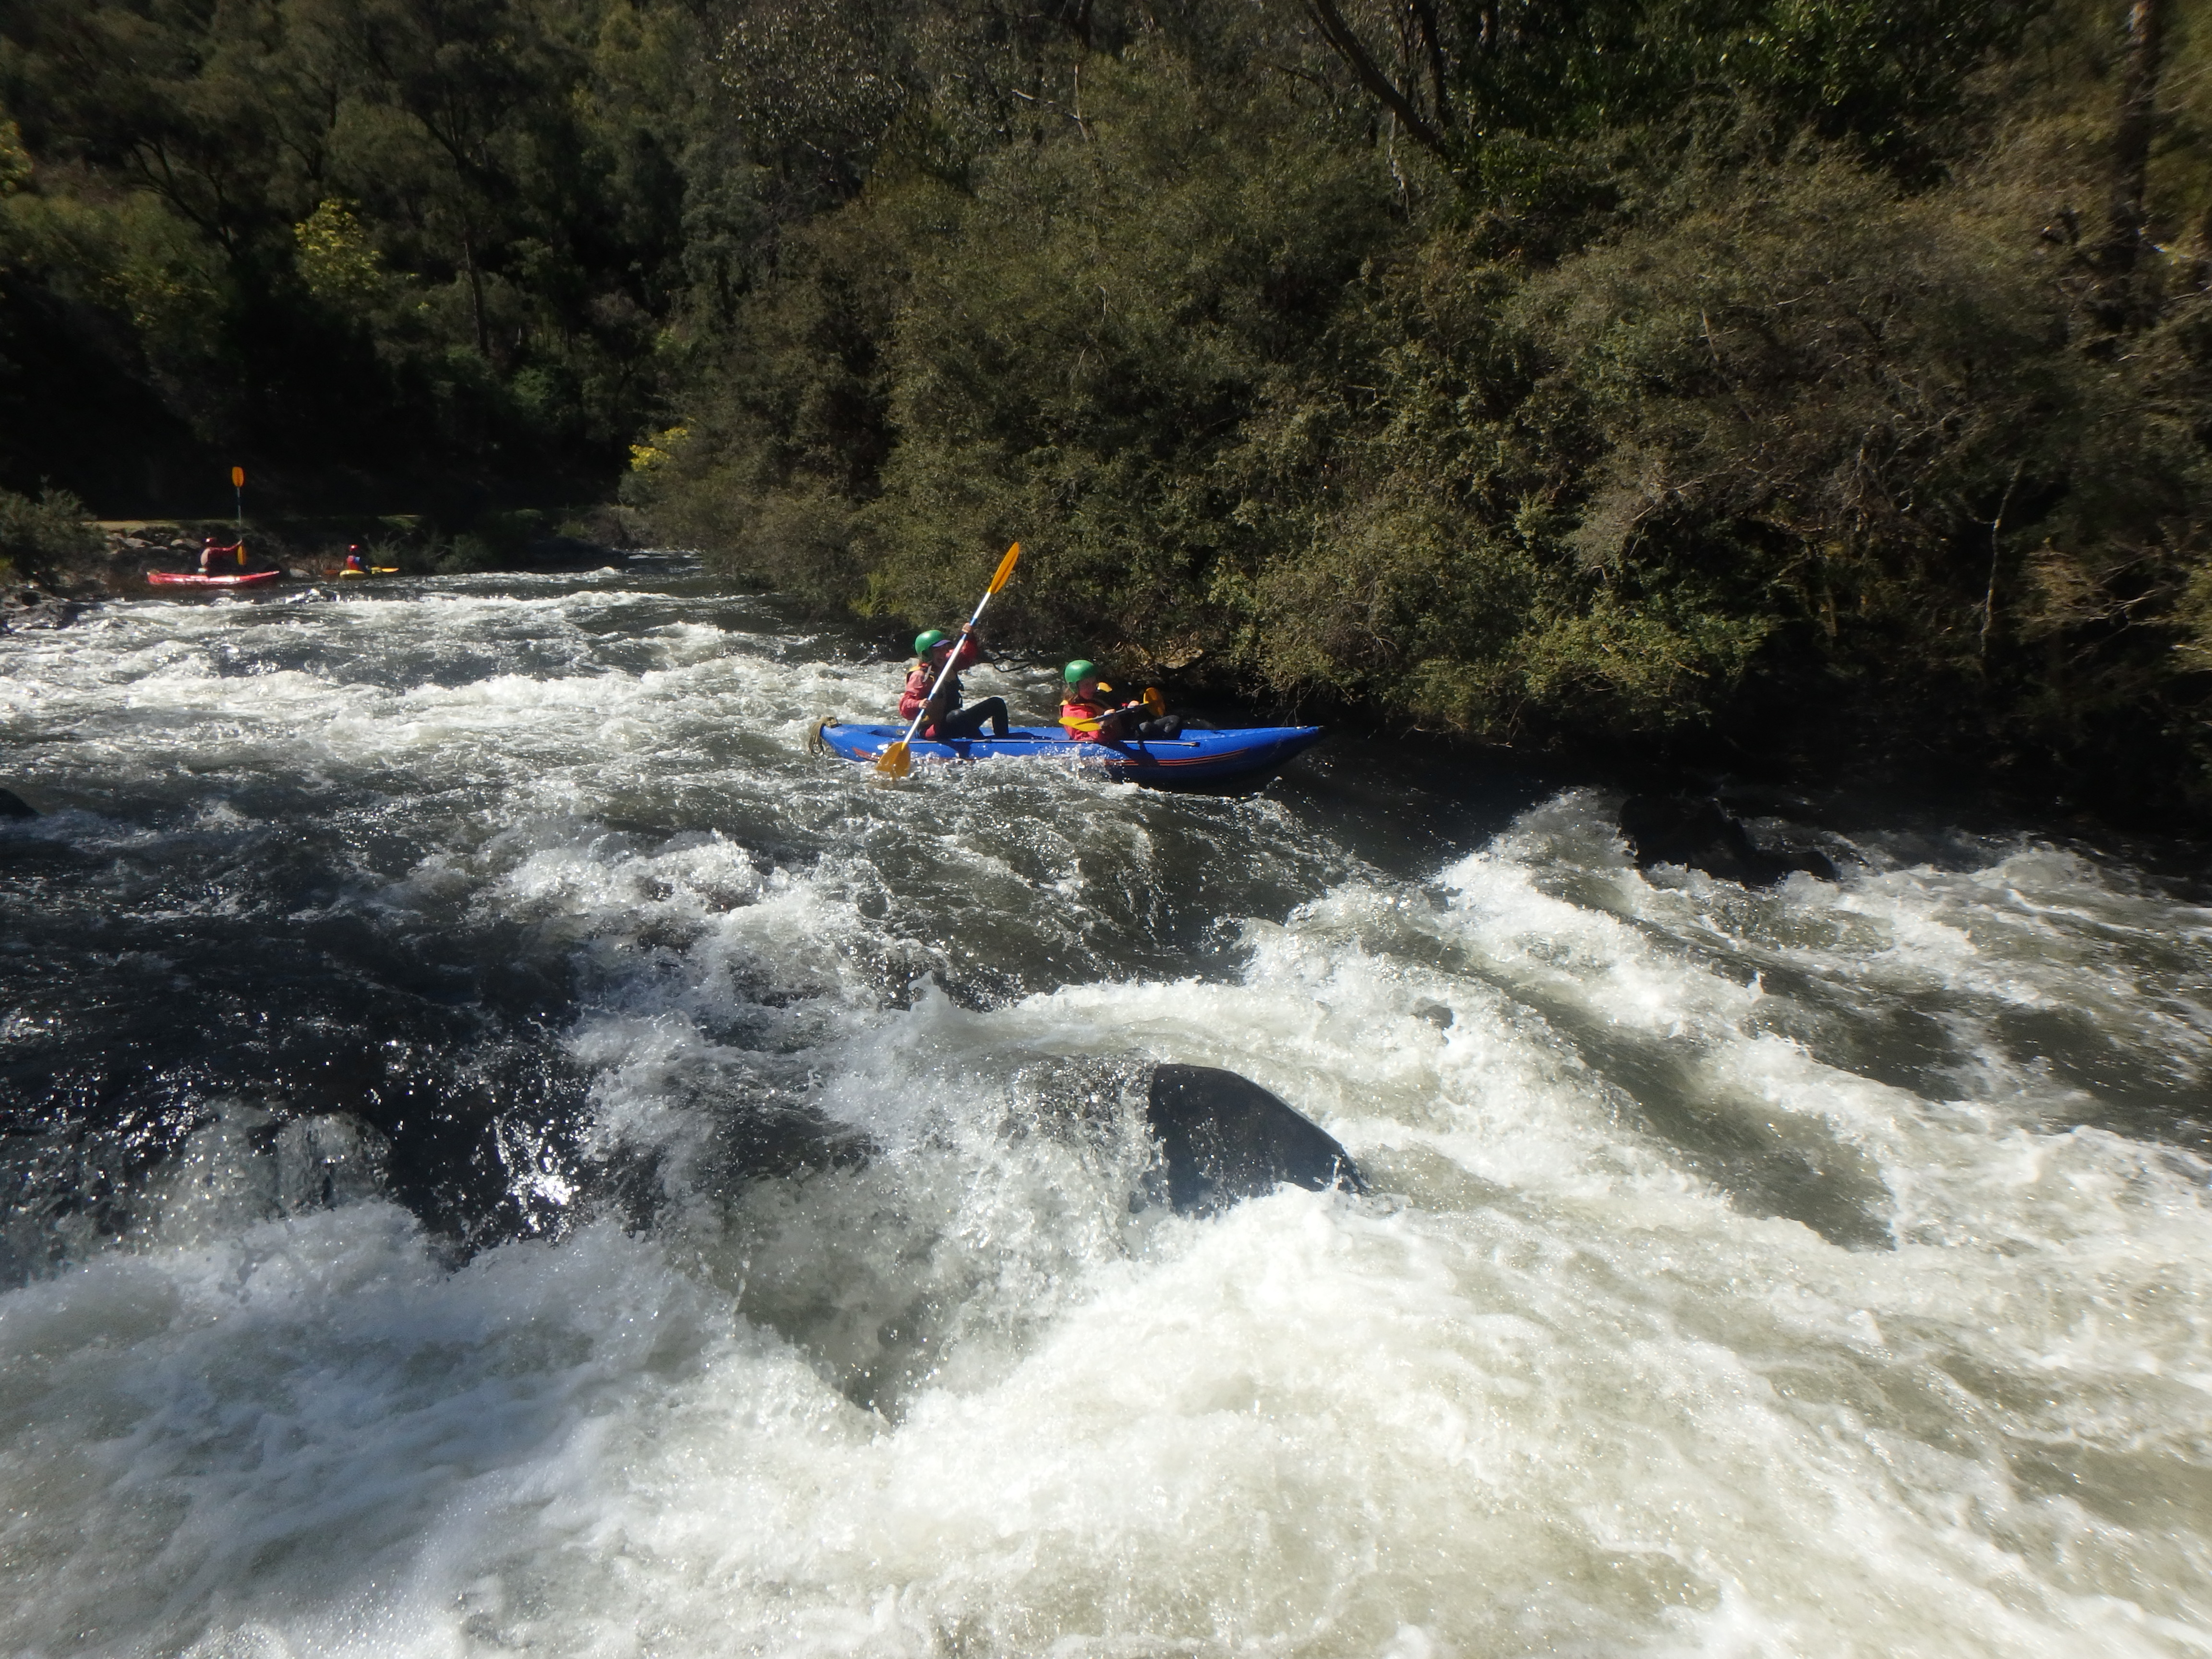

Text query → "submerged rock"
[0,585,81,631]
[273,1113,391,1214]
[1620,793,1838,887]
[0,787,35,819]
[1145,1063,1367,1215]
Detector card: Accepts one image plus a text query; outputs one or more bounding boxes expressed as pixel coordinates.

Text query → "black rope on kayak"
[805,717,838,758]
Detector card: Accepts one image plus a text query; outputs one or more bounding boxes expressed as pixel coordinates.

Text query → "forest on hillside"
[6,1,2212,820]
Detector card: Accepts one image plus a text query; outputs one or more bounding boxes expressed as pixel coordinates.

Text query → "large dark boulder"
[1145,1063,1367,1215]
[0,586,79,631]
[1619,794,1837,887]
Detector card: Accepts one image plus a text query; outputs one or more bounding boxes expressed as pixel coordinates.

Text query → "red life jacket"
[1059,695,1115,741]
[898,664,936,725]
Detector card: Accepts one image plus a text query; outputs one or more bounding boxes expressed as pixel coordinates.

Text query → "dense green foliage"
[10,1,2212,817]
[0,485,104,584]
[0,0,700,511]
[642,0,2212,816]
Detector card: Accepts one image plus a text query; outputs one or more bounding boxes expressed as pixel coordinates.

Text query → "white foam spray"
[2,571,2208,1657]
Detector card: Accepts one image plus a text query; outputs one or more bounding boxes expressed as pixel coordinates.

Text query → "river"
[2,562,2208,1657]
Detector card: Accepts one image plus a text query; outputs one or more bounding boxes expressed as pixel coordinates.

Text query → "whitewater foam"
[3,570,2208,1657]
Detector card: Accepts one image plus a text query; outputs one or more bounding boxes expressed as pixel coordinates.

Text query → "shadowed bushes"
[0,487,103,585]
[638,16,2212,819]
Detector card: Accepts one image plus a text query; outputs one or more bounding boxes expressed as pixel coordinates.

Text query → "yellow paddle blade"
[987,541,1021,594]
[1142,686,1166,715]
[875,740,914,777]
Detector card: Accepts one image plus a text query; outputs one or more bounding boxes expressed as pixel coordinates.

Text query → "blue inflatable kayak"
[813,721,1323,785]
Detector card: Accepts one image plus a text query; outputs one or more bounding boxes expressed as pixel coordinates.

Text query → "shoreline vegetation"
[5,3,2212,828]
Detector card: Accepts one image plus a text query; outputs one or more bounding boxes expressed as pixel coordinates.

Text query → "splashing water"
[1,564,2208,1657]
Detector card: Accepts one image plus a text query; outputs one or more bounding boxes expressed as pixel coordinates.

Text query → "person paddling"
[342,546,366,574]
[1059,661,1209,741]
[198,536,243,574]
[901,625,1010,741]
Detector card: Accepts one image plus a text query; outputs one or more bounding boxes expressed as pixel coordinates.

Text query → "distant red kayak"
[146,569,283,588]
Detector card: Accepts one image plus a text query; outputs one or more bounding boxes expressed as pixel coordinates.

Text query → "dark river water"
[2,561,2209,1657]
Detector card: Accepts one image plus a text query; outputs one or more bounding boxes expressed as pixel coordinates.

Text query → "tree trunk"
[1305,0,1450,159]
[1408,0,1451,128]
[461,223,490,358]
[2104,0,2166,281]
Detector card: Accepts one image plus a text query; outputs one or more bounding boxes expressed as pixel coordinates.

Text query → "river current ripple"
[1,563,2208,1657]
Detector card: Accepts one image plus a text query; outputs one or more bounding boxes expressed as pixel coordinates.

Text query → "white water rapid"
[1,566,2207,1658]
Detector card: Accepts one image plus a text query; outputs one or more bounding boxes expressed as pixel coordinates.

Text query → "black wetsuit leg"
[934,697,1010,740]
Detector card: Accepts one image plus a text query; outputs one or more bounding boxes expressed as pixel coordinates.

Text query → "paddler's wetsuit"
[901,637,1010,740]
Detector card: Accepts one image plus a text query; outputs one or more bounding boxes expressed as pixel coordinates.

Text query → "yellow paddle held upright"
[877,542,1021,778]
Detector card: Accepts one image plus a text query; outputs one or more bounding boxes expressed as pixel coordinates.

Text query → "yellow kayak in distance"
[331,567,400,578]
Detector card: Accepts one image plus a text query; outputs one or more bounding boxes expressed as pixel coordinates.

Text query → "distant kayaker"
[1059,661,1210,741]
[343,546,366,573]
[198,536,243,574]
[901,625,1010,741]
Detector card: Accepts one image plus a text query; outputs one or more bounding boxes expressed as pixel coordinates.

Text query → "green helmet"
[914,629,950,656]
[1063,659,1096,686]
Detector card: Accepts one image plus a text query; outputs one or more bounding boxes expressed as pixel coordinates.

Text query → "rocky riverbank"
[95,508,641,586]
[0,502,643,635]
